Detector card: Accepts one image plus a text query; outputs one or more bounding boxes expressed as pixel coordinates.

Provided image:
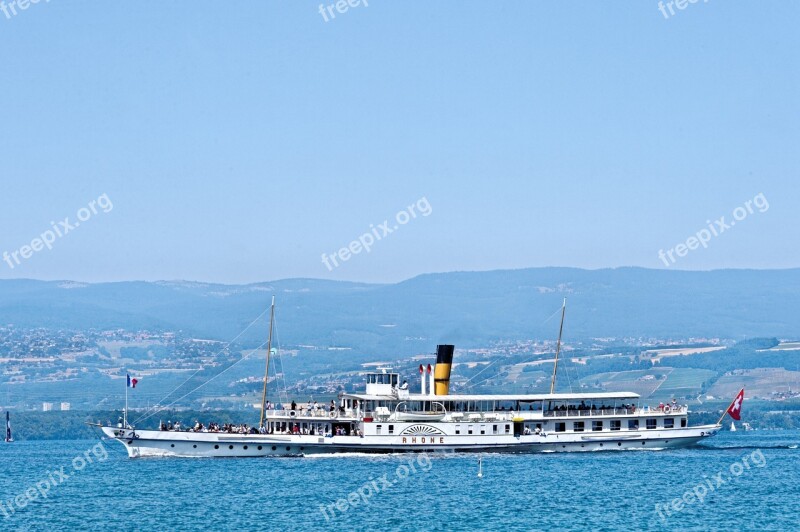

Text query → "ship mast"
[549,298,567,395]
[259,296,276,428]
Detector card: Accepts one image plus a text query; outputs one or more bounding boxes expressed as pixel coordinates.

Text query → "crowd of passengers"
[156,419,359,437]
[549,401,636,413]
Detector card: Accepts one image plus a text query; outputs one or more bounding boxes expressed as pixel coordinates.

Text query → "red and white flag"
[727,388,745,421]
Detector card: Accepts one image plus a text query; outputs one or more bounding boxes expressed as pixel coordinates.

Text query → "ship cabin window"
[480,425,486,435]
[681,418,687,427]
[573,421,585,432]
[555,422,566,433]
[455,425,461,435]
[493,424,498,434]
[388,425,394,434]
[610,420,621,431]
[376,425,382,435]
[367,373,399,386]
[505,425,511,434]
[628,419,639,430]
[592,420,603,431]
[646,419,657,430]
[468,425,474,435]
[664,418,674,429]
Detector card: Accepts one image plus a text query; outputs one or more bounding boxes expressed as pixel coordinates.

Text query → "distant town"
[2,325,798,417]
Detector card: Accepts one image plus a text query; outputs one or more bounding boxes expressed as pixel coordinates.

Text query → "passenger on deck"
[400,380,409,390]
[291,400,297,411]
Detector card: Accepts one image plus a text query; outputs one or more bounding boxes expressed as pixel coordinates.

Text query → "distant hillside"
[1,268,799,354]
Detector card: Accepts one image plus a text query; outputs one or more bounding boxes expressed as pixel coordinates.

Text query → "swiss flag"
[727,388,745,421]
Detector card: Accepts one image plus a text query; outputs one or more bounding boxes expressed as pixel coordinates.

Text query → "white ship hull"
[99,423,720,458]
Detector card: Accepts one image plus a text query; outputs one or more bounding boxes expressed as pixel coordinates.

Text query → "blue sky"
[0,1,797,283]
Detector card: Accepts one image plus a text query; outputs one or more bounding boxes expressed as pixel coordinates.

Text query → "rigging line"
[466,368,512,391]
[132,338,269,426]
[464,301,569,392]
[462,299,566,392]
[131,307,270,420]
[272,315,289,405]
[542,304,565,324]
[460,358,503,390]
[561,353,573,393]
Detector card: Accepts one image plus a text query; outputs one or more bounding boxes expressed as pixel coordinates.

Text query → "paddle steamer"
[97,300,722,457]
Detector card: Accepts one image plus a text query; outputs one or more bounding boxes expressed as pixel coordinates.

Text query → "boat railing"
[543,407,637,418]
[271,408,350,419]
[394,401,447,417]
[541,405,685,417]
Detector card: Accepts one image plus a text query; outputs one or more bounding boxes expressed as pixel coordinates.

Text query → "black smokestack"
[434,344,454,395]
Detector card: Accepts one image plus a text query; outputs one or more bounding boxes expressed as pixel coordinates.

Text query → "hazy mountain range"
[1,267,799,354]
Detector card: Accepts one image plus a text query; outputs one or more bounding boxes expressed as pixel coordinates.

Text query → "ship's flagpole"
[259,296,276,428]
[124,371,128,428]
[549,298,567,395]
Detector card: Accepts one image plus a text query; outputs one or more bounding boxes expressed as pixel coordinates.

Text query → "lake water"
[1,431,798,531]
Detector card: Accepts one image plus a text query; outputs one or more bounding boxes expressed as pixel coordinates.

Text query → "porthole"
[258,446,263,450]
[171,444,175,447]
[243,445,248,450]
[193,445,197,448]
[229,445,234,450]
[617,442,621,446]
[599,443,603,447]
[286,446,291,451]
[214,444,219,449]
[300,447,304,451]
[271,446,277,451]
[642,441,646,445]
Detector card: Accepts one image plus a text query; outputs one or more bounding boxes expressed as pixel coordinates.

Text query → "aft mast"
[549,298,567,394]
[259,296,276,428]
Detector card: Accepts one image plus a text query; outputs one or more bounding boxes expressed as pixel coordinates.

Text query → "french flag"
[127,374,138,388]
